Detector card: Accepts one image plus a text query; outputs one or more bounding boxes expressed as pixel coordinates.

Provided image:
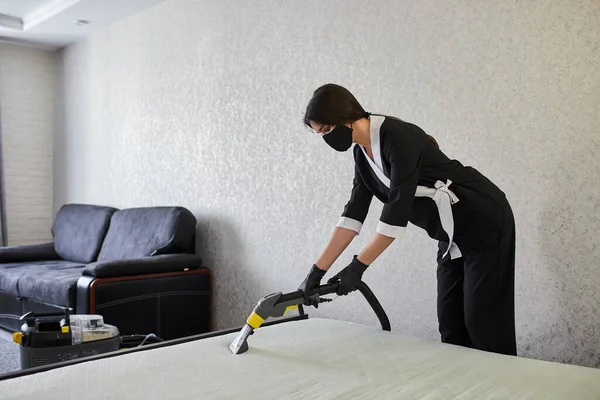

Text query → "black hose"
[356,282,391,331]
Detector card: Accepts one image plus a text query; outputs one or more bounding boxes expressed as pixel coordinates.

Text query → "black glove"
[298,264,326,306]
[328,255,368,295]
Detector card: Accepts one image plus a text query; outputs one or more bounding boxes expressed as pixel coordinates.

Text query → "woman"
[298,83,517,356]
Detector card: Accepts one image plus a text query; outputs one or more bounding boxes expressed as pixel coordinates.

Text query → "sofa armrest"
[0,242,60,263]
[82,254,203,278]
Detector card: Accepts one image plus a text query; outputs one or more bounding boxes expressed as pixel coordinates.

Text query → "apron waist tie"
[416,180,462,260]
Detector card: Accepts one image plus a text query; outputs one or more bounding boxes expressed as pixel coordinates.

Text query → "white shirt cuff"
[376,221,406,239]
[336,217,362,234]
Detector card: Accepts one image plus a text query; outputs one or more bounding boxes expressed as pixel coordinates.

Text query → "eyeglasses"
[312,124,333,136]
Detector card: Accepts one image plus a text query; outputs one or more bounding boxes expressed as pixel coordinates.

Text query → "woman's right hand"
[298,264,327,306]
[300,226,357,306]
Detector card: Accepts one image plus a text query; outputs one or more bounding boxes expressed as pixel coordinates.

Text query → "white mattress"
[1,318,599,399]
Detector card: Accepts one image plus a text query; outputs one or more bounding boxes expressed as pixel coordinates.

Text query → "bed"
[1,316,599,399]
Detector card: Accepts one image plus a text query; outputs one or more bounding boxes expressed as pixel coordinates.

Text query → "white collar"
[368,114,385,171]
[359,115,389,187]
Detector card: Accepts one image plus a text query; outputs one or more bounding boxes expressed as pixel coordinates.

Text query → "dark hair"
[303,83,441,149]
[303,84,367,128]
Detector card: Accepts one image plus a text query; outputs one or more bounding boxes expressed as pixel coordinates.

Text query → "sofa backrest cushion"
[52,204,117,263]
[97,206,197,261]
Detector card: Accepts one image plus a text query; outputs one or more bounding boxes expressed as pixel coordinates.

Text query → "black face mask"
[323,124,353,152]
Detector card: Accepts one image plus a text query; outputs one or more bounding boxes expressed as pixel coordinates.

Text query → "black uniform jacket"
[337,114,507,259]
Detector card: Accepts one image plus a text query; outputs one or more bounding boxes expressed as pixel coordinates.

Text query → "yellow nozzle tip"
[12,332,23,345]
[284,305,298,314]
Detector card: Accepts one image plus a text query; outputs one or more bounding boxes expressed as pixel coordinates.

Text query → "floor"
[0,334,20,375]
[0,328,13,341]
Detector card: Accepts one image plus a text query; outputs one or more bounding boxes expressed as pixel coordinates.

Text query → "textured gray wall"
[0,43,56,245]
[55,0,600,367]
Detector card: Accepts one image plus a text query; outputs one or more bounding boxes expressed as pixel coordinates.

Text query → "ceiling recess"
[0,0,166,50]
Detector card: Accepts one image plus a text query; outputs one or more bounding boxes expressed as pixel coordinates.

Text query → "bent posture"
[298,83,517,356]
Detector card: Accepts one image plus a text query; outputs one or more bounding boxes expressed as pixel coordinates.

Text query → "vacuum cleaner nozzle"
[228,324,253,355]
[228,281,391,355]
[229,283,340,355]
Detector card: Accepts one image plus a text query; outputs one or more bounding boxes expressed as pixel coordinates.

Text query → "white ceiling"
[0,0,51,18]
[0,0,167,50]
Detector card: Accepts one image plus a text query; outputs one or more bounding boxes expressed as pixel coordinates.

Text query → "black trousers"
[436,201,517,356]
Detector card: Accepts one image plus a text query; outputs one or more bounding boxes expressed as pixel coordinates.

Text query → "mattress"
[1,318,599,399]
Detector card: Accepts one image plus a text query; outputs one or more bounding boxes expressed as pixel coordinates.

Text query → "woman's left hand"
[328,255,369,295]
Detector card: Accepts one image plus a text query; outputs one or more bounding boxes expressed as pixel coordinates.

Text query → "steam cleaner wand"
[229,281,390,355]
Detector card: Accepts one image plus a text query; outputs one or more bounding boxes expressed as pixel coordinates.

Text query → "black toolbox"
[12,309,120,369]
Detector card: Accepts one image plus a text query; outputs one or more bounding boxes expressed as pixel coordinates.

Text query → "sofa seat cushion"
[0,262,29,294]
[52,204,117,263]
[97,206,197,261]
[0,261,84,307]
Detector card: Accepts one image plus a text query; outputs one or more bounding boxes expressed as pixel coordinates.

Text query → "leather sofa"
[0,204,211,340]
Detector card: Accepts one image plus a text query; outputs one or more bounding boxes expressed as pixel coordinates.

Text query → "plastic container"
[69,315,120,345]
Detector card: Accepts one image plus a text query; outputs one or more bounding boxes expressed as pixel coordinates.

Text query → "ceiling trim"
[0,13,23,31]
[23,0,83,30]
